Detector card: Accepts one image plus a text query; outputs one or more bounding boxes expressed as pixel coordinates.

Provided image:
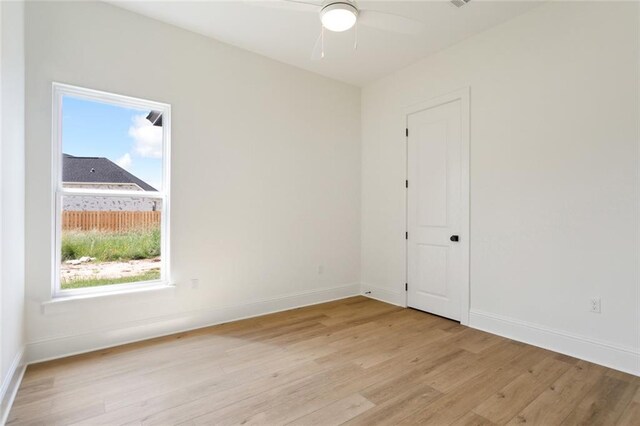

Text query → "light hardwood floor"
[7,296,640,425]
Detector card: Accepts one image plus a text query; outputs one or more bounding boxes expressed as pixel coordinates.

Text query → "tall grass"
[61,228,161,261]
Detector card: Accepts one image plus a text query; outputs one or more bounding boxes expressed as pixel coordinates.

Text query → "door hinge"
[405,231,408,240]
[405,180,408,188]
[405,128,409,137]
[405,283,408,291]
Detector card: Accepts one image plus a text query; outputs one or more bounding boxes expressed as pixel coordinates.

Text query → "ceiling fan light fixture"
[320,3,358,32]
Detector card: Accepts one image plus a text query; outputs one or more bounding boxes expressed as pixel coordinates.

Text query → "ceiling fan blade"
[244,0,320,12]
[358,10,426,35]
[310,32,323,60]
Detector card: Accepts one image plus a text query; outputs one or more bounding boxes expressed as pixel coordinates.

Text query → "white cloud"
[149,179,163,191]
[129,114,163,159]
[116,153,132,170]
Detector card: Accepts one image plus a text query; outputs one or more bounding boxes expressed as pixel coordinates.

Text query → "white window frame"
[51,83,171,298]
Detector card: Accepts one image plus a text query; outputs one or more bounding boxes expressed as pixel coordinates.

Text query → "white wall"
[0,0,26,421]
[361,1,639,374]
[24,1,361,362]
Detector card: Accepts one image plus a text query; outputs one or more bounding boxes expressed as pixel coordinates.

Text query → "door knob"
[450,235,459,242]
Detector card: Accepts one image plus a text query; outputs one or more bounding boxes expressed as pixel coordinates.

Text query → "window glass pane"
[62,95,163,192]
[60,196,162,290]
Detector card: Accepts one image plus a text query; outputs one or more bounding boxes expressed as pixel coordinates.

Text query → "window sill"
[41,281,176,313]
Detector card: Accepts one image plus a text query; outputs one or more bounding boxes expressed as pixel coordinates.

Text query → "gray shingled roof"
[146,111,163,127]
[63,154,157,192]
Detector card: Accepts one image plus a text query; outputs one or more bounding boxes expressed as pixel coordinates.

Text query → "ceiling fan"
[250,0,427,60]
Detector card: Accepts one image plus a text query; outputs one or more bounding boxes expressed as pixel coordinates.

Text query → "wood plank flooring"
[7,297,639,425]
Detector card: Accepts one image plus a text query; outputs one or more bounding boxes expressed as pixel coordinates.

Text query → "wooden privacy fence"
[63,211,161,232]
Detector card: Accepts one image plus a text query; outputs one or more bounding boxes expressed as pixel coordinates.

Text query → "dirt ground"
[61,257,161,281]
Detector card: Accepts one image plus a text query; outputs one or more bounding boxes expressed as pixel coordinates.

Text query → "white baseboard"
[360,283,406,307]
[27,283,360,364]
[469,309,640,377]
[0,348,26,425]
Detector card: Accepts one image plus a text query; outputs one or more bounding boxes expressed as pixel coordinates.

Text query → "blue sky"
[62,96,163,190]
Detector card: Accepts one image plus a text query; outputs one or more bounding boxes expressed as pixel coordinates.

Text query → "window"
[52,83,170,297]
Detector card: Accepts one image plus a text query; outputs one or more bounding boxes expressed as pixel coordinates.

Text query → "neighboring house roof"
[146,110,163,127]
[63,154,157,192]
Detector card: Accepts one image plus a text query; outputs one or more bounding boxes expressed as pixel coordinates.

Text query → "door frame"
[403,87,470,325]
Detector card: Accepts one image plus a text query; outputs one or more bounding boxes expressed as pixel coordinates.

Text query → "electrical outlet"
[190,278,199,289]
[590,298,601,313]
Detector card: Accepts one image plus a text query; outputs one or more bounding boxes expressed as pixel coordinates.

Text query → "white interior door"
[407,98,467,321]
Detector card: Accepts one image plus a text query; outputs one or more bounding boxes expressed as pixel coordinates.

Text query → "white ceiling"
[109,0,542,86]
